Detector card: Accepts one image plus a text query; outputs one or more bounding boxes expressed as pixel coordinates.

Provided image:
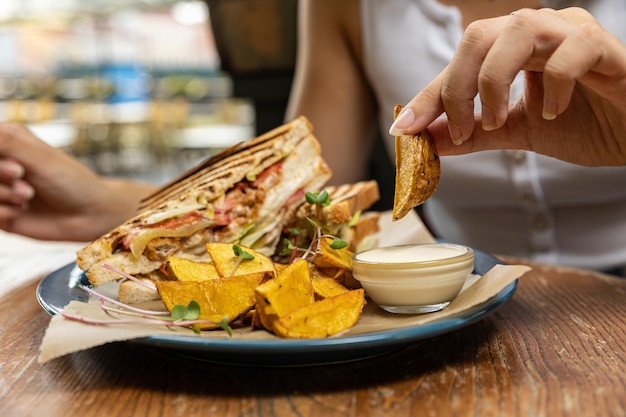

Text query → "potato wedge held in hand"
[392,104,441,221]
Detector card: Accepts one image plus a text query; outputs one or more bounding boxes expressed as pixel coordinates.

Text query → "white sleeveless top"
[361,0,626,270]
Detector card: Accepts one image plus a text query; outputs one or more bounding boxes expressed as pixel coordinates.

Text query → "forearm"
[287,0,378,185]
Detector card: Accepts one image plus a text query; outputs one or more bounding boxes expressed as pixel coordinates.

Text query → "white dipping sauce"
[355,244,466,263]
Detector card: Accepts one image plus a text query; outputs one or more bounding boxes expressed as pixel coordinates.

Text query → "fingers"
[0,158,24,182]
[0,123,59,173]
[389,15,509,142]
[0,179,34,207]
[0,157,34,206]
[0,179,29,232]
[499,8,626,119]
[540,24,599,120]
[441,15,509,143]
[389,7,615,147]
[472,9,594,131]
[544,22,626,114]
[0,126,40,222]
[481,8,597,123]
[475,10,545,128]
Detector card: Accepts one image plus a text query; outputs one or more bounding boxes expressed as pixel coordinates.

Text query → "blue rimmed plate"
[36,248,517,367]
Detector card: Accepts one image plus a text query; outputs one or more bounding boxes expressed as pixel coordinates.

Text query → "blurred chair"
[204,0,296,136]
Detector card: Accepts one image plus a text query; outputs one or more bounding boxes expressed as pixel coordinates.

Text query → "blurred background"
[0,0,394,210]
[0,0,297,184]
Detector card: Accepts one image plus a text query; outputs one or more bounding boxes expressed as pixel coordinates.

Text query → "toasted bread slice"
[118,279,161,304]
[296,180,380,225]
[345,210,380,252]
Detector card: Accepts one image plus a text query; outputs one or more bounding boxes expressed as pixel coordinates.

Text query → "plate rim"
[36,249,518,366]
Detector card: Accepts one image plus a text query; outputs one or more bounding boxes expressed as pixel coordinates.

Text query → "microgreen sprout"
[171,300,201,321]
[329,238,349,250]
[219,317,233,337]
[229,244,255,277]
[306,190,331,219]
[305,190,331,206]
[283,219,349,262]
[280,238,296,257]
[280,188,355,263]
[233,244,254,260]
[306,217,321,229]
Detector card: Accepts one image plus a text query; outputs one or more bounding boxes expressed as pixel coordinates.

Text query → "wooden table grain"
[1,257,625,417]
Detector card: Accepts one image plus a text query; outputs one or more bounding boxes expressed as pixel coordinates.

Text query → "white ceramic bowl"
[351,243,474,314]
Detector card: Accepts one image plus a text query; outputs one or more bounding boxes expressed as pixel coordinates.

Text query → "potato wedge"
[206,242,276,278]
[311,276,349,300]
[392,104,440,221]
[313,237,354,271]
[166,256,220,281]
[274,262,289,275]
[339,270,363,290]
[309,264,344,281]
[308,264,349,300]
[156,271,270,329]
[273,289,366,338]
[254,259,315,331]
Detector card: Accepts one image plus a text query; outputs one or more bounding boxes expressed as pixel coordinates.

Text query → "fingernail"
[449,120,465,145]
[13,181,35,200]
[3,161,24,179]
[389,107,416,136]
[482,105,498,131]
[543,94,558,120]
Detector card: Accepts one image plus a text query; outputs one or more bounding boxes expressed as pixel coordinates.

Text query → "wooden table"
[1,234,626,416]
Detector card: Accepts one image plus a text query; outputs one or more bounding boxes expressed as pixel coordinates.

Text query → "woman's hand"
[389,7,626,166]
[0,123,156,241]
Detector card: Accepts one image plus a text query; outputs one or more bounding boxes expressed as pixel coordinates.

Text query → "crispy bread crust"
[296,180,380,225]
[138,117,314,210]
[349,211,380,250]
[118,279,161,304]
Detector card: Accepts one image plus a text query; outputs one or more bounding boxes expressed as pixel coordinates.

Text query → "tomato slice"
[159,211,206,229]
[253,162,282,187]
[122,211,215,257]
[283,188,306,208]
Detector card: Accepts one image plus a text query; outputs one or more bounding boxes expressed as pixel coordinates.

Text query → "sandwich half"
[76,116,332,296]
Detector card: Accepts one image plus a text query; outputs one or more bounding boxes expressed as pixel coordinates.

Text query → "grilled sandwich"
[76,116,332,302]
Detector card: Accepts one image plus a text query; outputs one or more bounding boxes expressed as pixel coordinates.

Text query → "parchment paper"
[38,210,531,363]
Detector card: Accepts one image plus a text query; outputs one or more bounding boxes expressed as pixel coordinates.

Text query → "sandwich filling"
[120,149,323,267]
[121,161,284,260]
